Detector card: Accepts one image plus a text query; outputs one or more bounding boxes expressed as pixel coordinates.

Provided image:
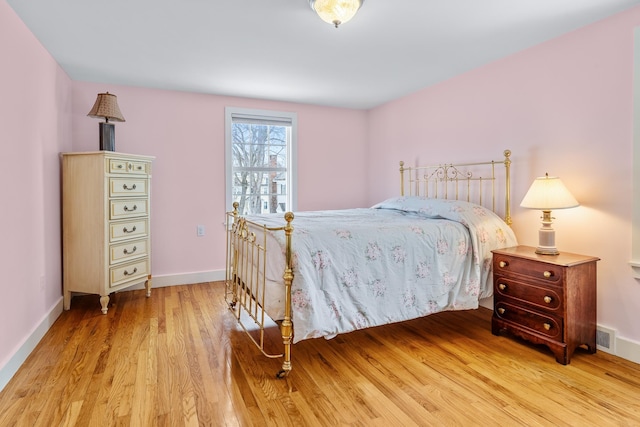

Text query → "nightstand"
[491,245,599,364]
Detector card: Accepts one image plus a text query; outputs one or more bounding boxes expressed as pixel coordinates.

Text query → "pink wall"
[3,0,640,380]
[368,7,640,344]
[0,0,73,371]
[71,83,369,277]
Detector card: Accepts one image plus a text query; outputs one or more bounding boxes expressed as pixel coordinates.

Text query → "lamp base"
[536,211,559,255]
[535,247,560,256]
[99,122,115,151]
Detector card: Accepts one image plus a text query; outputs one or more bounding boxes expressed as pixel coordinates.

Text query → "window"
[225,107,297,215]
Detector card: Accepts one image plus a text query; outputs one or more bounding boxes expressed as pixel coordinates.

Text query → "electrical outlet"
[197,225,205,237]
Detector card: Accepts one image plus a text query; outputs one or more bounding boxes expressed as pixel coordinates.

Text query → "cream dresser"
[62,151,154,314]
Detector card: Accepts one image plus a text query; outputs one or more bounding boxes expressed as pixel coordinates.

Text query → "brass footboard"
[225,202,294,379]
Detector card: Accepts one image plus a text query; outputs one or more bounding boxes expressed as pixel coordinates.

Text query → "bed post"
[503,150,512,225]
[399,161,405,196]
[277,211,295,381]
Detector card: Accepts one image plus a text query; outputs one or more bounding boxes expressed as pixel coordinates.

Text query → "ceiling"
[7,0,640,109]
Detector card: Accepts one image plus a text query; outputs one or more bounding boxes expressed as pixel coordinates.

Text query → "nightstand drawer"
[494,254,562,283]
[494,276,563,311]
[495,302,563,339]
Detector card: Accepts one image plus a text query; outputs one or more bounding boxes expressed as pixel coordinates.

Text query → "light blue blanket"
[248,197,517,343]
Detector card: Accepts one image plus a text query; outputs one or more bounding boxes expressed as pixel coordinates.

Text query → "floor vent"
[596,326,616,354]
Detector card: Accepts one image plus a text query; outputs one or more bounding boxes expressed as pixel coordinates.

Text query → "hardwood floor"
[1,282,639,426]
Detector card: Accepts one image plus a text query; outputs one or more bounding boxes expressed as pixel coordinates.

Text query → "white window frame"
[225,107,298,213]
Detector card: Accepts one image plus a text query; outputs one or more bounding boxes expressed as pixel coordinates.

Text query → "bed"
[225,150,516,380]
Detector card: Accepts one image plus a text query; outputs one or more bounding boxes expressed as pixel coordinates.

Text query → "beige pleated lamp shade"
[87,92,125,122]
[520,174,579,210]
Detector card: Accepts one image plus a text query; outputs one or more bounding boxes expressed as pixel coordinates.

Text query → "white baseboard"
[615,336,640,364]
[126,269,226,290]
[0,297,64,392]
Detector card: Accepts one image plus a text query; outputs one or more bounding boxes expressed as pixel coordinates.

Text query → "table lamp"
[87,92,125,151]
[520,173,579,255]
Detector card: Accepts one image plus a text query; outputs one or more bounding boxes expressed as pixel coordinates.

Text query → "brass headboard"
[399,149,512,225]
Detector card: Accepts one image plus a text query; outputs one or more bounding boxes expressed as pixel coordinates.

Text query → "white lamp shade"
[520,174,579,210]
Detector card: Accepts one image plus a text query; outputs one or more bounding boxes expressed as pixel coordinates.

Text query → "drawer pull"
[543,296,552,304]
[117,164,124,169]
[124,267,138,276]
[122,183,137,191]
[123,246,137,255]
[498,283,507,291]
[543,322,552,331]
[543,271,553,278]
[124,205,138,212]
[123,226,137,234]
[499,261,508,268]
[497,308,505,315]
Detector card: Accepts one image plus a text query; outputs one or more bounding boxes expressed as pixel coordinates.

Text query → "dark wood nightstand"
[491,245,599,364]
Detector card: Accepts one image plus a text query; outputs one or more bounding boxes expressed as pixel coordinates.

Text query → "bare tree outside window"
[226,107,297,215]
[231,122,288,215]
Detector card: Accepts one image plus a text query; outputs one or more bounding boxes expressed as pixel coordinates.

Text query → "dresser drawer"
[109,159,150,175]
[109,178,149,198]
[494,276,563,312]
[110,198,149,220]
[494,254,562,283]
[494,301,563,339]
[110,238,149,264]
[110,218,148,241]
[110,258,150,288]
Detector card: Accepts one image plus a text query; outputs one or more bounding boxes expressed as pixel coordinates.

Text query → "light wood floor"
[1,282,640,426]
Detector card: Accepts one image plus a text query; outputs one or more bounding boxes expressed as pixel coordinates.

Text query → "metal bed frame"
[225,149,512,383]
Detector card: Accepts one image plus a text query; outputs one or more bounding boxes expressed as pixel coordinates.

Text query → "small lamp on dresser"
[520,173,579,255]
[87,92,126,151]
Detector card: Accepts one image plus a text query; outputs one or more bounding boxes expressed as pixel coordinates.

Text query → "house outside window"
[225,107,297,215]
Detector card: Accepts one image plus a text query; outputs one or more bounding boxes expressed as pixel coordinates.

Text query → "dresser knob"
[498,283,507,291]
[543,296,552,304]
[497,308,505,315]
[123,226,137,234]
[543,322,551,331]
[499,261,508,268]
[124,205,138,212]
[543,271,553,278]
[123,183,137,191]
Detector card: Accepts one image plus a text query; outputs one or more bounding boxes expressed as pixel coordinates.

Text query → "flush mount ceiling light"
[309,0,365,28]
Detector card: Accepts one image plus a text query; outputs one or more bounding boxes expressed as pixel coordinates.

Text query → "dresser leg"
[63,291,71,311]
[145,275,152,297]
[552,346,569,365]
[99,295,110,314]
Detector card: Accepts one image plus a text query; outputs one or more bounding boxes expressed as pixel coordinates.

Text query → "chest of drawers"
[491,245,599,364]
[62,152,154,314]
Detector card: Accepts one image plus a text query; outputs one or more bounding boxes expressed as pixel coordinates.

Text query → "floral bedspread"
[246,197,517,343]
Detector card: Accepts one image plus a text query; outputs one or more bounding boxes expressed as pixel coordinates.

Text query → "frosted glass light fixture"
[520,173,579,255]
[309,0,364,28]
